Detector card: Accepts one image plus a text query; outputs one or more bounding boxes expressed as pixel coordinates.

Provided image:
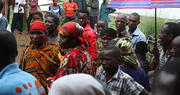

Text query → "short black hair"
[164,22,180,38]
[97,20,108,28]
[45,11,60,26]
[0,31,17,58]
[78,9,89,19]
[104,46,121,58]
[135,41,148,54]
[100,28,117,38]
[32,11,43,20]
[0,0,4,12]
[130,12,140,21]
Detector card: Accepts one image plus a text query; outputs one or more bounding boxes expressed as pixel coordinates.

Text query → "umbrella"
[107,0,180,41]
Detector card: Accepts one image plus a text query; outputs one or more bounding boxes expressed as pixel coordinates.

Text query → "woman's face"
[33,14,42,22]
[58,34,75,49]
[29,30,46,46]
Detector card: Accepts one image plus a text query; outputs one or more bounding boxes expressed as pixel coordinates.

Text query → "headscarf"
[108,37,138,68]
[30,21,48,42]
[49,74,111,95]
[59,22,88,46]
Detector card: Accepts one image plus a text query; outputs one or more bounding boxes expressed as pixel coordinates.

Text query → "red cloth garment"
[61,22,87,45]
[64,1,78,17]
[30,21,48,42]
[83,24,98,60]
[47,47,95,87]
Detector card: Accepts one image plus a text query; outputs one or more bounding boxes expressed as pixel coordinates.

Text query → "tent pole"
[155,8,157,42]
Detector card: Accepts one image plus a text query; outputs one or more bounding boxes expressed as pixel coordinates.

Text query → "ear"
[169,34,174,41]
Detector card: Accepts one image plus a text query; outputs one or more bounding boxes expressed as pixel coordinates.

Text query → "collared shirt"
[13,0,26,13]
[0,63,46,95]
[129,27,146,51]
[64,1,78,17]
[30,0,38,14]
[83,23,98,60]
[96,66,144,95]
[99,2,116,22]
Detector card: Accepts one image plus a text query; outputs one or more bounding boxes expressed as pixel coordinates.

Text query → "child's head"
[32,11,43,22]
[135,41,148,55]
[100,28,117,47]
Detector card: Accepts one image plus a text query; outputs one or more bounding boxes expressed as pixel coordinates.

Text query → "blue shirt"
[0,63,46,95]
[96,66,144,95]
[130,27,146,51]
[120,66,151,92]
[99,3,116,22]
[49,5,62,18]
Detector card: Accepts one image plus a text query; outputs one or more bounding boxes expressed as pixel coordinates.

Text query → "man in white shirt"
[11,0,26,34]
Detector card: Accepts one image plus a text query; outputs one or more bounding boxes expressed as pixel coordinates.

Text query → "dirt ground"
[14,31,30,63]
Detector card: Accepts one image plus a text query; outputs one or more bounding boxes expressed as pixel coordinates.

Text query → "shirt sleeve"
[123,76,144,95]
[85,32,98,60]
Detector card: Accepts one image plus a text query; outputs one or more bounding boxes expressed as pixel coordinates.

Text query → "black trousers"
[27,13,33,32]
[11,13,24,32]
[90,16,97,29]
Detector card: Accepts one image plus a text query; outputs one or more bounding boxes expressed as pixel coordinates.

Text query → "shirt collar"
[132,27,141,36]
[0,62,20,79]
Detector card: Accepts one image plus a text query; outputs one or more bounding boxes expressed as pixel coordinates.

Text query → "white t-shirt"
[13,0,26,13]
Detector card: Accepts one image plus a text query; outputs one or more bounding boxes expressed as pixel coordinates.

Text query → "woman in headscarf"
[47,22,95,87]
[49,74,111,95]
[19,21,62,91]
[108,37,151,92]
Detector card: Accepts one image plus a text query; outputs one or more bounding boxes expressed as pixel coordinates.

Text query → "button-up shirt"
[129,27,146,51]
[96,66,144,95]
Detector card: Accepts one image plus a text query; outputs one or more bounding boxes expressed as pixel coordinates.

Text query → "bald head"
[115,14,128,32]
[116,14,128,23]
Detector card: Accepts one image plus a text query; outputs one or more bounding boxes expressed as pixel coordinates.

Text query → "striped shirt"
[96,66,144,95]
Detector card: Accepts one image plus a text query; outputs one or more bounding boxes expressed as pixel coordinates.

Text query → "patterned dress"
[47,46,95,87]
[19,43,61,88]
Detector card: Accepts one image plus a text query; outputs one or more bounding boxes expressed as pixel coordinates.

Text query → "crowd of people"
[1,0,180,95]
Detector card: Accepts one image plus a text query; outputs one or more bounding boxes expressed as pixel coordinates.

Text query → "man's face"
[101,49,118,73]
[101,35,113,48]
[159,24,170,47]
[69,0,72,2]
[97,21,107,34]
[45,16,57,32]
[77,12,88,28]
[170,38,180,58]
[128,15,139,30]
[29,30,46,45]
[115,16,127,32]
